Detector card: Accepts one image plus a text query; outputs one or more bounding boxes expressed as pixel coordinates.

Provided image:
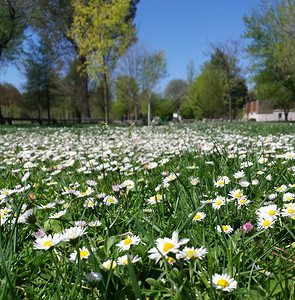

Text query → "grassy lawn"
[0,122,295,299]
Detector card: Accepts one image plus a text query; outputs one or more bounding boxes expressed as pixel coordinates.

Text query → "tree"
[206,41,241,122]
[189,66,224,119]
[69,0,138,124]
[138,50,167,125]
[244,0,295,121]
[164,79,188,116]
[30,0,91,119]
[22,36,60,121]
[0,83,21,120]
[186,59,196,85]
[0,0,31,64]
[226,77,248,119]
[116,42,146,121]
[115,75,139,120]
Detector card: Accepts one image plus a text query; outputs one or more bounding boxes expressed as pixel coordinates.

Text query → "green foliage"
[22,36,62,120]
[69,0,138,123]
[243,0,295,119]
[164,79,188,113]
[0,83,21,117]
[0,0,30,64]
[114,75,139,120]
[188,67,224,119]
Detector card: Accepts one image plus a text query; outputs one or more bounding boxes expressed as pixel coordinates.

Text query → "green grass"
[0,122,294,299]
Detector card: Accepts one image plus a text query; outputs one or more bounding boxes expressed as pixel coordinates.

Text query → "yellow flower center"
[163,242,174,252]
[80,250,88,258]
[278,187,282,191]
[106,263,111,269]
[187,250,197,257]
[194,214,201,219]
[217,279,229,287]
[288,209,294,214]
[43,241,51,247]
[216,201,222,205]
[263,220,270,227]
[268,210,275,216]
[222,226,228,231]
[240,199,246,204]
[124,238,132,245]
[123,259,128,264]
[167,257,175,263]
[235,193,242,198]
[218,181,224,186]
[88,202,93,206]
[108,198,114,202]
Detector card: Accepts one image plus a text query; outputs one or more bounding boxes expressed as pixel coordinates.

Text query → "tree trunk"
[148,92,151,126]
[227,78,232,122]
[284,108,289,121]
[103,72,109,124]
[80,56,90,119]
[134,104,138,121]
[46,87,50,123]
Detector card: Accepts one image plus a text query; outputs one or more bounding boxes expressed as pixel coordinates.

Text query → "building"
[243,100,295,121]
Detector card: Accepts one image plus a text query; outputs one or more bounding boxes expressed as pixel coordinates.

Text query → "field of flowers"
[0,122,295,299]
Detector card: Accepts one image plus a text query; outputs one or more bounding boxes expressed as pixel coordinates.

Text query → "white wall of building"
[244,110,295,122]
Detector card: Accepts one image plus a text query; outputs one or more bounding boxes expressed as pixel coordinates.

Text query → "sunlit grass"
[0,122,294,299]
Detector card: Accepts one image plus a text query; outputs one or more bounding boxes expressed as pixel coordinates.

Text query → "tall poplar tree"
[69,0,137,124]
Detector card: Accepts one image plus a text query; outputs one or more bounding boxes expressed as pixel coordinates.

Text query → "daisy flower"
[148,231,189,262]
[88,220,102,227]
[190,177,200,186]
[240,161,253,168]
[212,196,225,210]
[237,197,250,208]
[147,194,163,205]
[35,228,46,239]
[191,212,206,221]
[256,205,279,218]
[283,192,295,202]
[103,195,118,206]
[211,273,237,292]
[257,216,276,230]
[117,254,141,266]
[70,246,92,261]
[176,246,208,260]
[276,185,287,193]
[214,176,230,188]
[49,210,67,219]
[233,171,245,179]
[62,226,87,241]
[217,225,234,235]
[120,179,135,190]
[239,180,250,188]
[116,235,141,252]
[33,234,61,250]
[268,193,277,200]
[281,203,295,218]
[228,189,244,199]
[83,198,96,209]
[102,260,117,270]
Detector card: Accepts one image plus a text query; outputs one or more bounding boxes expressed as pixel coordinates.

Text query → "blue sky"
[0,0,261,93]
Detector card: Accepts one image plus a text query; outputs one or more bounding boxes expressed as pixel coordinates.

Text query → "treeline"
[1,0,295,123]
